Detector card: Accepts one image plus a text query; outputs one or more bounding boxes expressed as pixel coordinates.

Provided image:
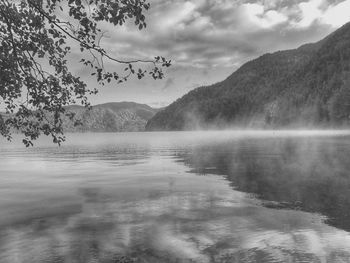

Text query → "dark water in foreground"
[1,131,350,263]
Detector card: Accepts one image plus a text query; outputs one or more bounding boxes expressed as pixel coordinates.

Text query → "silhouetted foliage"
[0,0,170,146]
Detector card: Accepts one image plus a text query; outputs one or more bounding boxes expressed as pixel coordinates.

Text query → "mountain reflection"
[1,132,350,262]
[178,136,350,231]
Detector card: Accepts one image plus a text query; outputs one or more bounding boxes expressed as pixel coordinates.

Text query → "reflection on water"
[0,131,350,262]
[180,135,350,231]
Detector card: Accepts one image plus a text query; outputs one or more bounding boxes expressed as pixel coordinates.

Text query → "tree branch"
[26,0,157,65]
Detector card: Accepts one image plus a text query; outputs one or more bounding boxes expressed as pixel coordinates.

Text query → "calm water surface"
[1,131,350,263]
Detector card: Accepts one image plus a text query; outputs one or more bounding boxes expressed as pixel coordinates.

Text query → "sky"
[70,0,350,108]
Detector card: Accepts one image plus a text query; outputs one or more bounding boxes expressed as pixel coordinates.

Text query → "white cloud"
[291,0,350,28]
[296,0,323,28]
[70,0,350,105]
[228,3,288,31]
[87,0,350,73]
[323,0,350,27]
[152,1,197,31]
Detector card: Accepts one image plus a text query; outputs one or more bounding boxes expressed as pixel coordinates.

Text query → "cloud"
[162,77,175,90]
[290,0,350,28]
[148,101,171,108]
[95,0,348,72]
[69,0,350,106]
[293,0,324,28]
[323,0,350,27]
[238,3,288,29]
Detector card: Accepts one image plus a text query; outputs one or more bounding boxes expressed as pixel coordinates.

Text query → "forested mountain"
[146,22,350,130]
[63,102,158,132]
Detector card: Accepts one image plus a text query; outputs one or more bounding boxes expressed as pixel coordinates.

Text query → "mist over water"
[1,131,350,262]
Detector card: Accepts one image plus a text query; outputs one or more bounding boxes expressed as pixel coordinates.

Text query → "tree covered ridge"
[62,102,158,132]
[0,0,170,146]
[146,22,350,131]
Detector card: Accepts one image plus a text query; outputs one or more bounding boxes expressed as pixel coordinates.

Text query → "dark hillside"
[146,22,350,130]
[63,102,158,132]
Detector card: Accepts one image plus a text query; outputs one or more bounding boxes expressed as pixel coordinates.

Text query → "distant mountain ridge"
[63,102,158,132]
[146,22,350,130]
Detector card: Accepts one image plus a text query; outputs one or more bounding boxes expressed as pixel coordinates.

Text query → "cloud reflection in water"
[0,132,350,262]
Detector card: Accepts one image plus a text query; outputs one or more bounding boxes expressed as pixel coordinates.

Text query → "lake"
[1,131,350,263]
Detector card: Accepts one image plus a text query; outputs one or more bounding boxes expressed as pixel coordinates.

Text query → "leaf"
[0,0,171,146]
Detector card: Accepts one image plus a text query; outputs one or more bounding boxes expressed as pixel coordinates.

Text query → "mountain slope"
[146,22,350,130]
[63,102,158,132]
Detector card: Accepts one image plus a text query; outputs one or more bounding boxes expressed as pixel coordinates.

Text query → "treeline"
[146,22,350,130]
